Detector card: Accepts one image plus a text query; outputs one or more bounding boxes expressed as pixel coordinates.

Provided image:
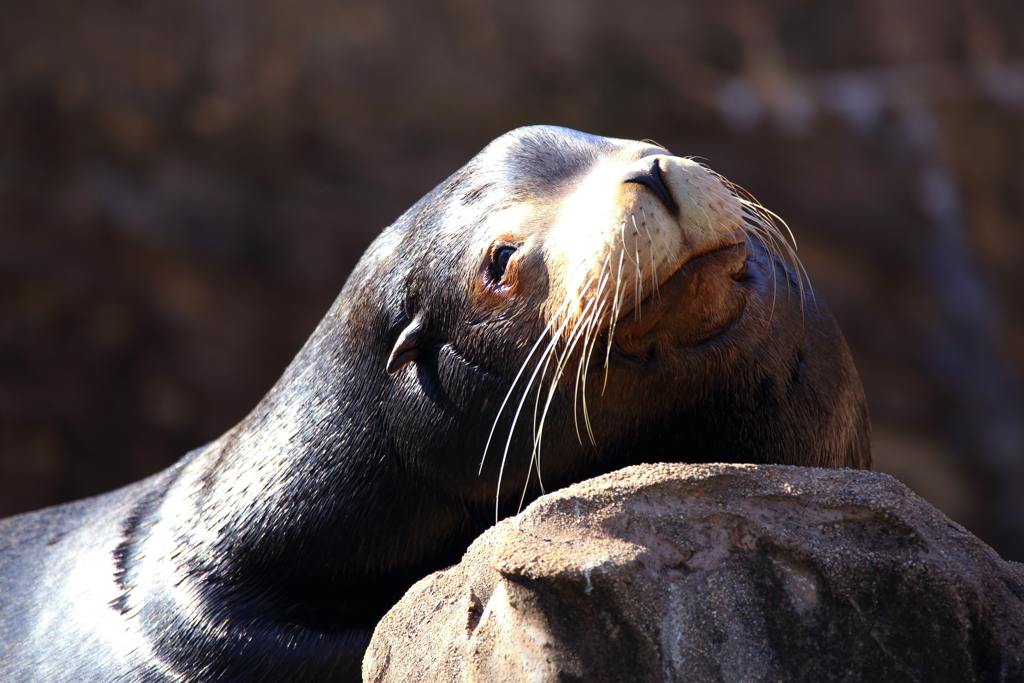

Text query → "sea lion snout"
[539,149,751,335]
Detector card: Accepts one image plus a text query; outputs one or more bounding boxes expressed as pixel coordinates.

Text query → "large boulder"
[363,463,1024,682]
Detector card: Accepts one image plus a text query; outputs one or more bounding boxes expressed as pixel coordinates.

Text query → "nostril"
[624,158,680,217]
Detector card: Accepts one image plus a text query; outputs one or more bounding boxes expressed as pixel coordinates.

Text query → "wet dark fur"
[0,126,870,682]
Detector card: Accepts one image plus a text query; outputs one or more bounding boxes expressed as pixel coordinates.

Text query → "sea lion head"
[320,125,869,515]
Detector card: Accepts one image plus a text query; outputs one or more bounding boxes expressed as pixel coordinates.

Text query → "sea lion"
[0,126,870,682]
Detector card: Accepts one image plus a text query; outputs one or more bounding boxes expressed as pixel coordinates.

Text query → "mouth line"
[584,240,748,369]
[613,241,747,325]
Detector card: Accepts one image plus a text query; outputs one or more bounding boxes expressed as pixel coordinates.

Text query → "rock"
[363,463,1024,683]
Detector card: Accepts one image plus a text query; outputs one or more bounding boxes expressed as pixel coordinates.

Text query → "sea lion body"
[0,126,870,681]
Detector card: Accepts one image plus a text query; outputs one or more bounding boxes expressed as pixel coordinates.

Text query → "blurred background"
[1,0,1022,558]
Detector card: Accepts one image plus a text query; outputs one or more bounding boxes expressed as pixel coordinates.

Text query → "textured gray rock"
[363,463,1024,683]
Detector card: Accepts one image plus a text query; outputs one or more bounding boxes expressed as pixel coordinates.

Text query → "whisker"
[628,215,643,322]
[480,295,576,475]
[707,166,812,323]
[603,249,626,393]
[577,262,612,447]
[526,271,596,494]
[640,208,661,300]
[563,295,599,446]
[578,300,606,447]
[511,263,597,516]
[526,302,599,510]
[495,313,575,522]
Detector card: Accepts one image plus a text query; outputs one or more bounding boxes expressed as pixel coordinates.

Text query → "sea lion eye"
[489,245,517,283]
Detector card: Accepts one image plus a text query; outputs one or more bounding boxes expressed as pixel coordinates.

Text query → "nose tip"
[623,156,679,217]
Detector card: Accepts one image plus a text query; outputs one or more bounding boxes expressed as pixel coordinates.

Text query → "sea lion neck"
[167,290,474,585]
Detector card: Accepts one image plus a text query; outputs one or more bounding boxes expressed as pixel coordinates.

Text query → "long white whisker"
[640,208,661,300]
[495,320,571,522]
[564,294,599,445]
[718,171,812,319]
[578,302,604,446]
[519,341,559,512]
[603,248,626,393]
[503,268,595,518]
[537,280,603,460]
[577,262,612,447]
[628,215,643,321]
[480,295,576,474]
[525,315,594,511]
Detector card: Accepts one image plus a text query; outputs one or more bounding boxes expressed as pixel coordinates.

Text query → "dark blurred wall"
[1,0,1023,557]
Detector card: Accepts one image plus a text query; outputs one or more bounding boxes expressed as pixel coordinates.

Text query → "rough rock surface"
[363,463,1024,683]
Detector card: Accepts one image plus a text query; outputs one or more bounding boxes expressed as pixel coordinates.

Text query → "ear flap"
[386,312,426,375]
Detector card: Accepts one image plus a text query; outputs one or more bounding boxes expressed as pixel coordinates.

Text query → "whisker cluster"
[480,219,659,519]
[708,167,812,314]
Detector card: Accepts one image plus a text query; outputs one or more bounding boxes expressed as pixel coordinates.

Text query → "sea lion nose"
[623,157,680,217]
